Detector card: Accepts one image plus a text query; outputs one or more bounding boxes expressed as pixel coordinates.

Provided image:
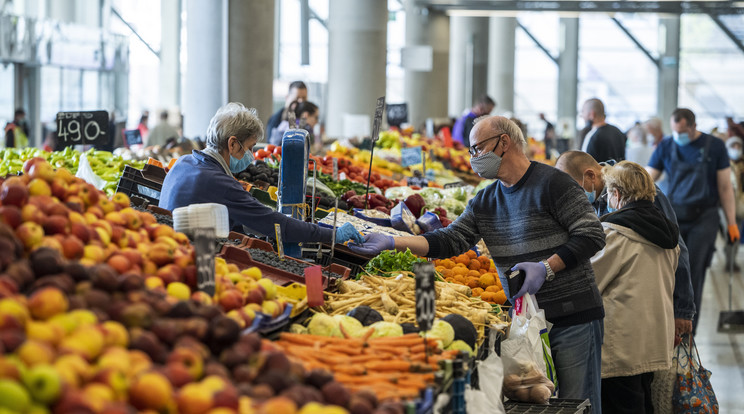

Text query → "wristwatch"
[541,260,555,281]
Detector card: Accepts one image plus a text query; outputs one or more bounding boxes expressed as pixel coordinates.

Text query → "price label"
[371,96,385,142]
[408,175,428,188]
[193,228,216,296]
[401,146,423,167]
[56,111,109,147]
[332,158,339,181]
[124,129,143,146]
[414,262,436,332]
[274,224,284,260]
[444,181,466,189]
[304,265,325,307]
[386,103,408,128]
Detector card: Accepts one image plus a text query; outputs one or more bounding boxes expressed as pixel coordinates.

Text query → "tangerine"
[467,270,481,278]
[452,267,469,277]
[477,256,491,267]
[455,255,470,266]
[479,273,497,288]
[485,285,502,293]
[435,266,446,273]
[466,277,480,289]
[441,269,453,278]
[468,259,481,271]
[466,250,478,259]
[472,287,485,296]
[494,290,507,305]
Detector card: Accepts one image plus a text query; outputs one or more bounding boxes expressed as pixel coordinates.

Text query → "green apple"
[0,379,32,412]
[22,364,62,404]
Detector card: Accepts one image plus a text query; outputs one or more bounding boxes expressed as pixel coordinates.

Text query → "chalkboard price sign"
[386,103,408,128]
[56,111,109,147]
[414,262,436,332]
[124,129,143,146]
[401,146,423,167]
[193,228,216,296]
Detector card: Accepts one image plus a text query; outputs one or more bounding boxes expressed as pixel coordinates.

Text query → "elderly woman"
[159,102,362,244]
[589,161,679,414]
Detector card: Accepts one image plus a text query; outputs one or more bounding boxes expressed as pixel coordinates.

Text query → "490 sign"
[56,111,109,147]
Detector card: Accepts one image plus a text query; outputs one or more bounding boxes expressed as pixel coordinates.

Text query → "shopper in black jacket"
[265,81,307,140]
[580,98,627,163]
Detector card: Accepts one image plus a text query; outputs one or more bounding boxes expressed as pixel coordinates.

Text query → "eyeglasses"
[469,134,504,157]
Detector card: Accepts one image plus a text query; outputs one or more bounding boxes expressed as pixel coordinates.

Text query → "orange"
[472,287,484,296]
[466,277,479,289]
[494,290,507,305]
[479,269,487,275]
[477,256,491,267]
[468,259,481,271]
[444,259,456,269]
[479,273,496,288]
[435,266,446,273]
[440,269,453,278]
[454,274,467,284]
[452,267,467,277]
[466,250,477,259]
[467,270,481,278]
[480,291,495,301]
[486,285,502,293]
[455,255,470,266]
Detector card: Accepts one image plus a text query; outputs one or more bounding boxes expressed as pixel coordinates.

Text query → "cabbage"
[369,321,404,338]
[444,186,473,202]
[420,320,455,347]
[446,339,475,356]
[333,315,366,337]
[307,314,342,337]
[385,186,416,200]
[419,187,444,205]
[442,198,466,217]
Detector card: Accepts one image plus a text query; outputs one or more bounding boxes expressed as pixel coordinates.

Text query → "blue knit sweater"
[424,162,606,326]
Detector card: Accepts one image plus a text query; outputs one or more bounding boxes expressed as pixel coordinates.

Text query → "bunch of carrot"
[270,332,460,401]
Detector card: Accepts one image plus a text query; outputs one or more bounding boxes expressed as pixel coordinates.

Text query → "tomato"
[273,146,282,155]
[265,144,276,153]
[256,149,270,159]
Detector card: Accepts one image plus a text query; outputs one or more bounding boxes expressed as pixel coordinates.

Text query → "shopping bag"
[501,294,557,403]
[75,153,108,190]
[672,337,719,413]
[463,327,506,413]
[652,342,688,414]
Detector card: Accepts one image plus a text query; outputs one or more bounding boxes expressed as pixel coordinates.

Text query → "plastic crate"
[352,208,393,227]
[503,399,591,414]
[115,165,164,205]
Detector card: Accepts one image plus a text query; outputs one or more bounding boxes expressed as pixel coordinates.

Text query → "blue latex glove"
[335,222,364,244]
[510,261,547,300]
[347,233,394,256]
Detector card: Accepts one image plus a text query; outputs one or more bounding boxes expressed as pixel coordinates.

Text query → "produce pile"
[0,148,146,197]
[434,251,507,305]
[362,249,427,277]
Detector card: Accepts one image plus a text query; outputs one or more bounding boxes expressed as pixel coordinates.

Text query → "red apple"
[0,181,28,207]
[0,206,22,228]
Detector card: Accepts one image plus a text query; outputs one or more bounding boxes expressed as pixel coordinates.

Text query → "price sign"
[371,96,385,142]
[408,175,428,188]
[304,265,325,307]
[386,103,408,128]
[56,111,109,147]
[444,181,466,189]
[274,223,284,260]
[332,158,339,181]
[193,228,216,296]
[401,146,423,167]
[414,262,436,331]
[124,129,143,146]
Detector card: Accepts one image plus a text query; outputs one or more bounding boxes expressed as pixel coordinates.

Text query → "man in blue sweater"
[555,151,695,344]
[351,116,606,410]
[159,102,362,245]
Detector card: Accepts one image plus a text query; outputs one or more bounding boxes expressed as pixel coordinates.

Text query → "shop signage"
[56,111,109,147]
[123,129,142,146]
[386,103,408,128]
[401,146,423,167]
[193,228,216,296]
[414,262,436,332]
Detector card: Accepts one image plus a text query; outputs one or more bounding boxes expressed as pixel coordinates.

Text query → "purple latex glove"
[348,233,395,256]
[510,261,547,300]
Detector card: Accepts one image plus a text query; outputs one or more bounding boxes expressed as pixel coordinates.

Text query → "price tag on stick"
[332,158,339,182]
[304,265,325,307]
[414,262,436,332]
[193,228,216,296]
[56,111,109,148]
[274,224,284,260]
[365,96,386,209]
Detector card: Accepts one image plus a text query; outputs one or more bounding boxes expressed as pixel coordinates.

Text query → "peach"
[0,181,28,207]
[148,243,175,266]
[28,287,69,320]
[150,224,175,239]
[106,254,131,274]
[50,177,69,199]
[100,320,129,348]
[39,236,64,253]
[98,198,116,214]
[21,204,43,224]
[219,290,244,312]
[42,215,70,235]
[83,245,105,263]
[128,372,174,411]
[27,160,55,182]
[27,178,52,197]
[17,339,56,366]
[0,205,22,228]
[111,193,130,209]
[177,383,214,414]
[105,212,125,227]
[16,222,44,249]
[167,347,204,380]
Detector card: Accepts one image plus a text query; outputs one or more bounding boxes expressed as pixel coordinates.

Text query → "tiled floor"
[695,238,744,413]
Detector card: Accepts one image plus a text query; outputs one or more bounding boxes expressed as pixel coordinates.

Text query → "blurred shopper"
[137,111,150,143]
[266,81,308,140]
[148,110,180,148]
[452,94,495,147]
[159,102,362,245]
[722,137,744,271]
[351,116,606,411]
[643,117,665,147]
[539,113,556,159]
[625,125,655,166]
[590,161,679,414]
[580,98,626,163]
[726,117,744,139]
[555,150,694,345]
[4,108,29,148]
[647,108,739,333]
[270,101,319,147]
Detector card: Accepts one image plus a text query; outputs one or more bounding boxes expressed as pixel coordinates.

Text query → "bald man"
[580,98,627,163]
[352,116,607,410]
[555,151,695,342]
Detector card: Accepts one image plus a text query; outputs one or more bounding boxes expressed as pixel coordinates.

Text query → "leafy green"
[317,173,369,197]
[361,248,427,277]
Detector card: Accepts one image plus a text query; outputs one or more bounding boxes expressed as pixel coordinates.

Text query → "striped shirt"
[423,162,606,326]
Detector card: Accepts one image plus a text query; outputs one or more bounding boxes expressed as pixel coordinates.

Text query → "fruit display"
[323,275,503,344]
[236,160,279,188]
[241,249,343,280]
[0,147,146,197]
[434,251,507,305]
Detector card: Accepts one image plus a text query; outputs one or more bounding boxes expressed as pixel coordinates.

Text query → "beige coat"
[590,222,679,378]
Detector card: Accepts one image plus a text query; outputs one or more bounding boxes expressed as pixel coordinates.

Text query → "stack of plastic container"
[173,203,229,238]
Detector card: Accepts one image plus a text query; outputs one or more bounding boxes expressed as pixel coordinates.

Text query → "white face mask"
[728,148,742,161]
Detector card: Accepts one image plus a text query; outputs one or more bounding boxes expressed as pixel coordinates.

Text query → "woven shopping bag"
[672,337,719,413]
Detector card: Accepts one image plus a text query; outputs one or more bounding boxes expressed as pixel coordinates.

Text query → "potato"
[521,369,547,385]
[512,387,531,402]
[529,385,552,404]
[503,374,522,390]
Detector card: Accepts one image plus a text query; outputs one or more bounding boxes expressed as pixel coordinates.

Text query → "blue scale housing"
[278,129,309,258]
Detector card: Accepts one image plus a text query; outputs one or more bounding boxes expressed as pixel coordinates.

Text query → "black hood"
[600,200,679,249]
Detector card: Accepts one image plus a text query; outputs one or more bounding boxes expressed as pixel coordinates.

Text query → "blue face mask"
[582,176,595,203]
[229,141,254,173]
[673,131,691,146]
[607,206,617,213]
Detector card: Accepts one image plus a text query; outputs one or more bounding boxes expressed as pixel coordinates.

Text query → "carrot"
[367,344,404,355]
[326,344,362,356]
[348,354,389,364]
[365,360,411,372]
[332,364,366,376]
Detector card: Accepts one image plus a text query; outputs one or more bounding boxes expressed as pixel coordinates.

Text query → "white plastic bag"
[75,153,108,190]
[463,327,506,413]
[501,294,556,403]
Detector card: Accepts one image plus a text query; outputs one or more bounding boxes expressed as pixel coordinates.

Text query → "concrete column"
[326,0,387,138]
[227,0,275,127]
[448,16,489,117]
[657,17,680,133]
[183,0,227,139]
[403,2,449,130]
[46,0,75,23]
[487,17,516,115]
[159,0,181,110]
[556,17,579,146]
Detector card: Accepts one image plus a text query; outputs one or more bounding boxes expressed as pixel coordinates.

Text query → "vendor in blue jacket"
[159,102,363,245]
